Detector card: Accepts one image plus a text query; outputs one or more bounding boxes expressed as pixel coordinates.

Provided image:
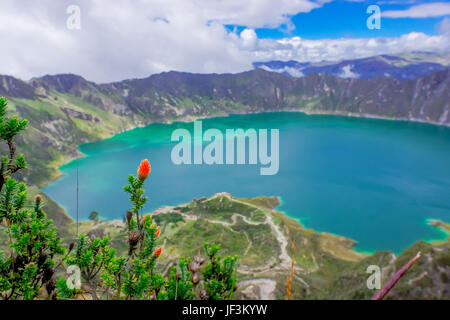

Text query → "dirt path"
[238,279,277,300]
[176,196,308,298]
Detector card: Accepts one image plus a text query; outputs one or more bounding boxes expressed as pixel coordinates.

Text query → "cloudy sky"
[1,0,449,82]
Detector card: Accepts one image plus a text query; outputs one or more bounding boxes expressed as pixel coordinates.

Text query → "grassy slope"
[8,92,138,187]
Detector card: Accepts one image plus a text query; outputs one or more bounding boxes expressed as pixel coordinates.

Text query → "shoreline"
[275,200,450,256]
[273,201,374,256]
[55,190,450,258]
[426,218,450,245]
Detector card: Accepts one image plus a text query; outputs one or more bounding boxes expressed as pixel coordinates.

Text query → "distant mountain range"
[0,53,449,186]
[253,51,450,80]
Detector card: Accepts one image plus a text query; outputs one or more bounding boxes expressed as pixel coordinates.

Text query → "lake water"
[43,112,450,253]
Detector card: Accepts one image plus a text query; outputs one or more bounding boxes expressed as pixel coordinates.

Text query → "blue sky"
[227,0,450,40]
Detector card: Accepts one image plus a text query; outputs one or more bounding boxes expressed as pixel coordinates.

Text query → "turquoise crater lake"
[43,113,450,254]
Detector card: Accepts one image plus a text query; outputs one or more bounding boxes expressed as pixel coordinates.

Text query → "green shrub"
[0,96,65,300]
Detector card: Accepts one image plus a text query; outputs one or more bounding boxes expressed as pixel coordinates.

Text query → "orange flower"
[35,194,42,203]
[143,213,151,224]
[155,226,160,238]
[153,247,162,258]
[137,159,151,181]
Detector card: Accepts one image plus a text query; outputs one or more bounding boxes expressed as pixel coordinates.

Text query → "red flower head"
[35,194,42,203]
[153,247,162,258]
[137,159,151,181]
[155,226,160,238]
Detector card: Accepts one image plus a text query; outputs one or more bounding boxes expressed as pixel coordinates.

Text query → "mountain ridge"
[0,66,449,187]
[253,52,450,80]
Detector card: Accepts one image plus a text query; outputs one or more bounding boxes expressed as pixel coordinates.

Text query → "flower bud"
[192,272,201,285]
[137,159,151,181]
[129,232,140,247]
[155,226,160,238]
[126,211,133,224]
[35,194,42,204]
[153,247,162,258]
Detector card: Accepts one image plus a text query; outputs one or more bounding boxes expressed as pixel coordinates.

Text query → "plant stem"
[372,251,421,300]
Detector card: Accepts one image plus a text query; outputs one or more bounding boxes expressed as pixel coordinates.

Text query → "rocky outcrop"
[61,107,100,122]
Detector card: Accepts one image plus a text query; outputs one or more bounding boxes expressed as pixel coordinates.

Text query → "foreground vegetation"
[0,96,448,300]
[39,191,448,300]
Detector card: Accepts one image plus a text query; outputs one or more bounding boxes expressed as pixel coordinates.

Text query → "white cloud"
[0,0,323,82]
[249,32,450,64]
[439,17,450,36]
[240,29,258,50]
[337,65,359,78]
[0,0,449,83]
[259,65,305,77]
[383,2,450,18]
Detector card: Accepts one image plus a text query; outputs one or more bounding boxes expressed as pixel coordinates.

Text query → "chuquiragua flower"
[153,247,162,258]
[137,159,151,181]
